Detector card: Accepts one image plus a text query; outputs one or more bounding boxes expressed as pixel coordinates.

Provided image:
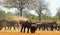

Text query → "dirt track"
[0,30,60,35]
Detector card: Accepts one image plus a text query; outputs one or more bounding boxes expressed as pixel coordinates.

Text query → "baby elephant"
[30,22,37,33]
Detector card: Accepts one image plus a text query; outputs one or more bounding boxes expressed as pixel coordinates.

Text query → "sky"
[46,0,60,16]
[0,6,17,13]
[0,0,60,16]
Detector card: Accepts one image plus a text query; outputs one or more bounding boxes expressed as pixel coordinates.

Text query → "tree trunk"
[38,11,41,21]
[20,8,23,16]
[19,0,23,16]
[38,14,41,21]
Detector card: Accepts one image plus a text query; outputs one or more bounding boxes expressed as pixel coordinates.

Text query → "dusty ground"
[0,30,60,35]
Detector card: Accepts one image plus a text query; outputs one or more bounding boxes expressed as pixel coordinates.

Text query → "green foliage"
[26,13,59,21]
[41,13,47,20]
[27,14,38,20]
[0,10,13,19]
[0,10,6,18]
[6,12,13,19]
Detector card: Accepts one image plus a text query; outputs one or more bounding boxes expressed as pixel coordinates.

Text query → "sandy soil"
[0,30,60,35]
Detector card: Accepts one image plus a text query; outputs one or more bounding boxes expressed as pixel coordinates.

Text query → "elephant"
[36,22,42,30]
[41,21,57,31]
[20,20,37,33]
[36,21,57,31]
[57,24,60,31]
[0,19,7,30]
[30,22,37,33]
[7,20,19,30]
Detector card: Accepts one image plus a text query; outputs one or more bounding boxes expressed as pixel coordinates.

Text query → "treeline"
[0,9,60,21]
[26,13,60,21]
[0,10,14,19]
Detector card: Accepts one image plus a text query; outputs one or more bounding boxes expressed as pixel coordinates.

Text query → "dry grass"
[12,16,28,21]
[0,30,60,35]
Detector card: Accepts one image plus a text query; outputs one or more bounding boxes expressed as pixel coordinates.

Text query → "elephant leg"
[7,26,9,30]
[4,25,7,30]
[39,28,40,30]
[4,27,6,30]
[21,26,23,32]
[30,27,33,33]
[30,27,36,33]
[13,26,16,30]
[57,27,59,31]
[17,25,20,30]
[47,27,48,31]
[24,27,26,33]
[10,27,11,30]
[16,23,19,30]
[16,26,18,30]
[10,26,12,30]
[51,27,53,31]
[55,27,57,30]
[27,27,29,33]
[43,27,45,31]
[0,26,3,30]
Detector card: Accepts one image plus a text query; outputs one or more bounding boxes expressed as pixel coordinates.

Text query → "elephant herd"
[0,19,19,30]
[37,21,60,31]
[0,19,60,33]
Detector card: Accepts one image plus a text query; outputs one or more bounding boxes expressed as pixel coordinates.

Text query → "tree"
[0,10,6,18]
[36,0,49,21]
[56,7,60,20]
[1,0,49,21]
[4,0,28,16]
[25,0,49,21]
[56,7,60,16]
